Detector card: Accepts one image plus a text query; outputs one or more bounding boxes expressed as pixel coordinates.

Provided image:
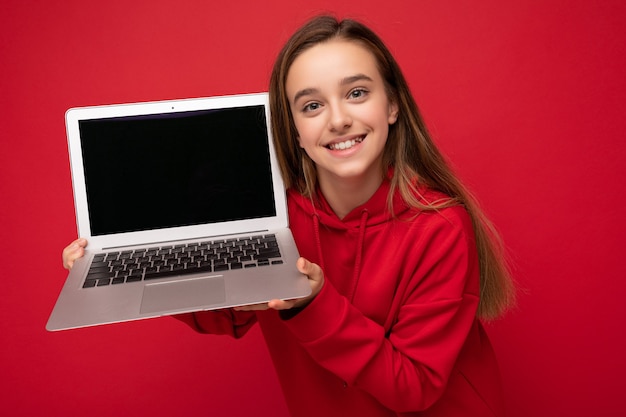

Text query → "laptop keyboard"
[82,234,283,288]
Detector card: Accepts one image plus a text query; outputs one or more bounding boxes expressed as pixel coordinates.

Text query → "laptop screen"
[78,105,277,236]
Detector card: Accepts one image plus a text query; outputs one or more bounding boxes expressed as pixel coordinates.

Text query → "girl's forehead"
[293,39,376,68]
[286,40,381,89]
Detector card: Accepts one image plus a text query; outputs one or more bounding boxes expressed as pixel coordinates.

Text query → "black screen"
[79,105,276,236]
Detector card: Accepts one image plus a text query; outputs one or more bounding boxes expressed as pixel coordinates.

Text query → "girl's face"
[286,39,398,188]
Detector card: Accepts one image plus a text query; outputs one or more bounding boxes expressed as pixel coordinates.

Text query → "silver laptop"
[47,92,311,331]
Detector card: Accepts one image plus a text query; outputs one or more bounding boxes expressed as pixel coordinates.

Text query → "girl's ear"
[388,101,399,125]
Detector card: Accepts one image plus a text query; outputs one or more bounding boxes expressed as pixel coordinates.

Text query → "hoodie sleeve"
[174,309,257,339]
[280,206,480,412]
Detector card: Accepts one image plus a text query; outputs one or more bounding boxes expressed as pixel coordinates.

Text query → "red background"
[2,1,625,416]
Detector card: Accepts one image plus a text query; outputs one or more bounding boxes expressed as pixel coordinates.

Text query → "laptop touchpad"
[140,276,226,315]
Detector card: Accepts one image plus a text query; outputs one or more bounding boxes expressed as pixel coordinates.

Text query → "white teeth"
[328,137,363,150]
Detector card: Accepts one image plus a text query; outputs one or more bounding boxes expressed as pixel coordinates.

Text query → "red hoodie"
[176,178,504,416]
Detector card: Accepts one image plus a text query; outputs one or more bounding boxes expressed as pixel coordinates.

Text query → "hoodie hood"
[287,175,412,232]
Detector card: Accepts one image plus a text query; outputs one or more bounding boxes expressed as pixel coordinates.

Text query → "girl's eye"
[303,102,321,112]
[348,88,368,100]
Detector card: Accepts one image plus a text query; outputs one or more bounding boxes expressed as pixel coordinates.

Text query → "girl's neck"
[317,166,385,219]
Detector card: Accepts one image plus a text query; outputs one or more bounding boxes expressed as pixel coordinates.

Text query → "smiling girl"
[63,15,515,417]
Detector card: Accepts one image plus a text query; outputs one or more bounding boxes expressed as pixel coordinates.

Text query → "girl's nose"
[327,103,352,132]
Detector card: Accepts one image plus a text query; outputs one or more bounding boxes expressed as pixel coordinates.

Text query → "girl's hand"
[62,238,88,270]
[234,257,324,311]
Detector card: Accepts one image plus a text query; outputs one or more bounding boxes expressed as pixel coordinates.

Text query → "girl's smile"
[324,134,364,151]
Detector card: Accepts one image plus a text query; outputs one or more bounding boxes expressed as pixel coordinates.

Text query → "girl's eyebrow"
[341,73,373,86]
[292,74,374,103]
[293,88,318,103]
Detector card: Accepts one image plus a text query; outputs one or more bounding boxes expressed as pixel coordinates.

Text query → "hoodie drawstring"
[313,214,325,272]
[349,210,369,301]
[312,210,369,302]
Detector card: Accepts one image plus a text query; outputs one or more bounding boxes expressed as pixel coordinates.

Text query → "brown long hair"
[269,15,515,319]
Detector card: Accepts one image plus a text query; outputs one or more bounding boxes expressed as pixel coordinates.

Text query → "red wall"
[2,1,625,415]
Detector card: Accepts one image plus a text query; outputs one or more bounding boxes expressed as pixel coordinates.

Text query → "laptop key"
[86,271,115,280]
[83,279,97,288]
[143,264,213,280]
[254,250,281,261]
[145,269,180,280]
[214,264,230,272]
